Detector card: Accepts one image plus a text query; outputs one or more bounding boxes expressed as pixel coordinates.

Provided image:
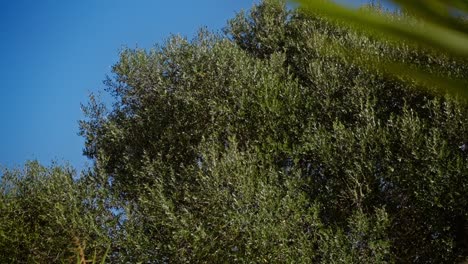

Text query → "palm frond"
[291,0,468,96]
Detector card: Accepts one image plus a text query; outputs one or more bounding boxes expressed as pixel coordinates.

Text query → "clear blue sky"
[0,0,261,171]
[0,0,365,171]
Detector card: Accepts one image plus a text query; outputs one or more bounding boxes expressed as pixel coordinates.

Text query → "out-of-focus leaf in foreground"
[291,0,468,97]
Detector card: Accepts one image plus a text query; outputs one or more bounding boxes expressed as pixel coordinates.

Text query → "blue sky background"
[0,0,367,172]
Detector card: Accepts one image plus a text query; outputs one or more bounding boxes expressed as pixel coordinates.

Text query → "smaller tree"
[0,162,113,263]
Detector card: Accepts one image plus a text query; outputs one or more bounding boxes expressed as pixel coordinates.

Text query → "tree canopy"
[1,1,468,262]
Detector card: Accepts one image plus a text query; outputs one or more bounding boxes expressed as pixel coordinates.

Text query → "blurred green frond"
[292,0,468,96]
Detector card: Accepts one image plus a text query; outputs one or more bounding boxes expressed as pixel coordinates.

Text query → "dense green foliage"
[0,162,112,263]
[1,1,468,262]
